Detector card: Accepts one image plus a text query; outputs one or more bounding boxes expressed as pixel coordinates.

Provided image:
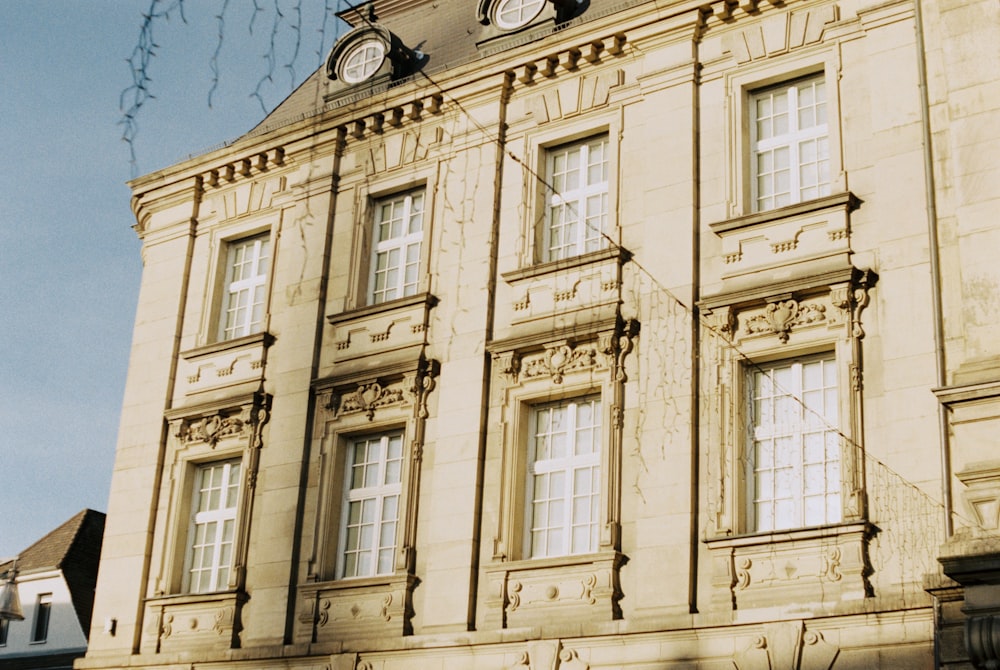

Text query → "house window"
[186,459,241,593]
[542,135,609,262]
[370,190,424,305]
[219,234,270,341]
[750,76,829,211]
[31,593,51,643]
[493,0,546,29]
[340,433,404,578]
[748,356,840,532]
[340,38,386,84]
[526,397,601,558]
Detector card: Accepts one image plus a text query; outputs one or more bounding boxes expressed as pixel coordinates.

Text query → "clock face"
[340,38,386,84]
[493,0,546,30]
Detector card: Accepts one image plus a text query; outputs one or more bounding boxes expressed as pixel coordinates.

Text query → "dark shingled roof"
[1,510,106,638]
[247,0,636,139]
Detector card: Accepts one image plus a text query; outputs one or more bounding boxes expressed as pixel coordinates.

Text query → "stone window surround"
[700,270,871,541]
[295,358,437,641]
[482,316,637,627]
[155,392,271,598]
[343,165,438,313]
[723,46,844,219]
[519,111,621,269]
[200,216,277,348]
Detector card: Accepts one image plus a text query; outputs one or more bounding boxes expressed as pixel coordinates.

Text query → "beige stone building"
[80,0,1000,668]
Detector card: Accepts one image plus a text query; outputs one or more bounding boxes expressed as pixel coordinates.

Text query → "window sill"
[704,521,873,616]
[502,246,631,284]
[327,292,438,326]
[709,192,860,235]
[483,551,625,629]
[704,520,873,549]
[180,331,274,361]
[296,573,417,642]
[324,292,437,377]
[141,590,247,654]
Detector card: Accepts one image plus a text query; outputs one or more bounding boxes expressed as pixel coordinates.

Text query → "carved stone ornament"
[967,614,1000,670]
[744,299,826,343]
[175,396,270,448]
[734,621,838,670]
[522,343,600,384]
[508,640,590,670]
[409,358,440,420]
[327,381,406,421]
[830,270,876,339]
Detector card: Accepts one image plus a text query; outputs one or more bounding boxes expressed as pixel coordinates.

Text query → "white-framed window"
[542,136,610,262]
[219,234,270,341]
[750,75,830,212]
[340,38,386,84]
[748,355,840,532]
[493,0,546,29]
[185,459,241,593]
[370,190,424,305]
[30,593,51,643]
[526,397,602,558]
[339,433,404,578]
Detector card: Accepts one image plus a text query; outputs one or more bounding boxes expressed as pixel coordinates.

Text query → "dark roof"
[1,510,106,638]
[247,0,635,139]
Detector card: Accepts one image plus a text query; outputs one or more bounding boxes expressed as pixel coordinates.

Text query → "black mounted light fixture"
[0,559,24,621]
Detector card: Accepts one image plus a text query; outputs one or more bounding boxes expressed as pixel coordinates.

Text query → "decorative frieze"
[743,299,827,343]
[721,4,840,63]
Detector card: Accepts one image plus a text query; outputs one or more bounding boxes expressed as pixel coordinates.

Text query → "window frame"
[492,0,546,30]
[524,396,603,558]
[749,75,830,212]
[339,38,386,84]
[520,114,620,269]
[723,51,843,218]
[745,353,842,532]
[218,233,271,342]
[337,431,406,580]
[182,458,244,594]
[30,593,51,644]
[540,134,611,263]
[368,189,426,305]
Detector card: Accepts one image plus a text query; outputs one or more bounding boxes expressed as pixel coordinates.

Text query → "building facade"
[1,509,105,670]
[81,0,1000,668]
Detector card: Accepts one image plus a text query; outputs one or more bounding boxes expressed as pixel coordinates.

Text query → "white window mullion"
[527,397,602,558]
[750,356,840,532]
[751,76,829,212]
[186,459,241,593]
[340,433,403,578]
[370,191,424,304]
[544,136,609,262]
[220,235,269,341]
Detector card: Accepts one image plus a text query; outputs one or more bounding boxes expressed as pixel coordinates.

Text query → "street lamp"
[0,559,24,621]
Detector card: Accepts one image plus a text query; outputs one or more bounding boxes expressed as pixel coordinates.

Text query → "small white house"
[0,510,104,670]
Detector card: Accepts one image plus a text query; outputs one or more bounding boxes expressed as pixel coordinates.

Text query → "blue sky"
[0,1,344,559]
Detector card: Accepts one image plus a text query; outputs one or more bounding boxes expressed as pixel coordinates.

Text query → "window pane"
[527,397,602,558]
[371,190,425,304]
[341,432,404,578]
[221,235,269,340]
[751,76,828,212]
[749,356,839,531]
[544,136,610,261]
